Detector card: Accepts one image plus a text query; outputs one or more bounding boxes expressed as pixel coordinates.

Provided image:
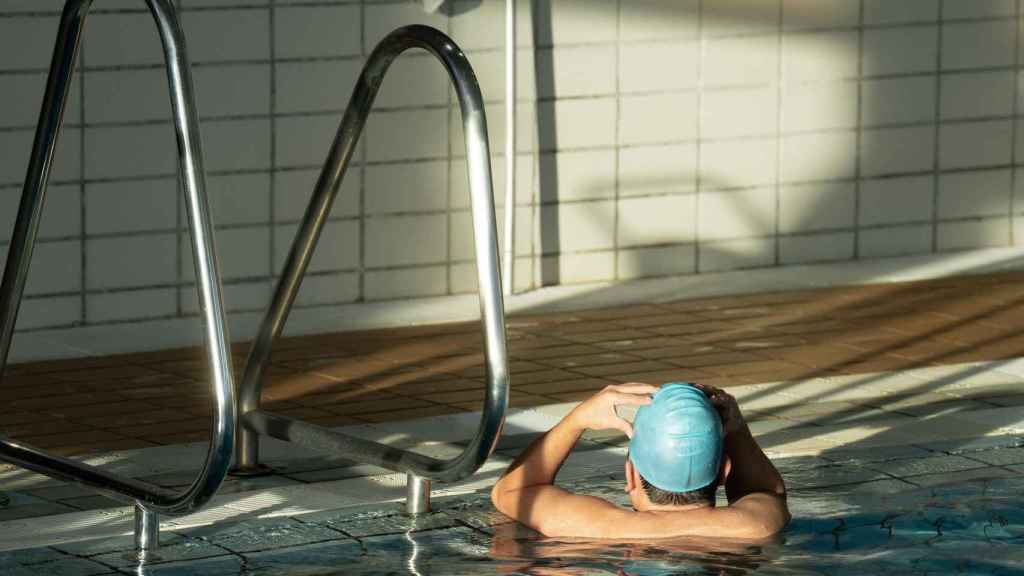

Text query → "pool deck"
[1,263,1024,563]
[5,269,1024,456]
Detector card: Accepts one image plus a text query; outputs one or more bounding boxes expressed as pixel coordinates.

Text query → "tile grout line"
[852,0,865,261]
[930,2,944,253]
[1009,0,1022,247]
[773,0,784,267]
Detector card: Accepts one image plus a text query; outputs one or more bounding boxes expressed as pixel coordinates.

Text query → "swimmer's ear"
[624,458,637,492]
[718,454,733,486]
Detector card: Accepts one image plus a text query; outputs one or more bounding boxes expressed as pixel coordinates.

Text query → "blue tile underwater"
[2,450,1023,575]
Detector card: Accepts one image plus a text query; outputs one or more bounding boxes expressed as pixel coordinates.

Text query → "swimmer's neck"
[635,501,714,514]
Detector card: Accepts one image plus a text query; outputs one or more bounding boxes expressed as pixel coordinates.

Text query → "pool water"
[2,449,1023,575]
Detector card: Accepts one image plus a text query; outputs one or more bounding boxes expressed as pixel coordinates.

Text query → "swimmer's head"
[626,383,726,509]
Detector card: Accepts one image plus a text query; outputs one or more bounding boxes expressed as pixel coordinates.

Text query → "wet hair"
[639,474,717,507]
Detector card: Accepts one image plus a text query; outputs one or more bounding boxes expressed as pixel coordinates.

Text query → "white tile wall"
[1,0,1021,345]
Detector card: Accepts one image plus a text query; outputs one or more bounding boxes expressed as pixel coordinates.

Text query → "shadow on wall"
[526,0,1020,285]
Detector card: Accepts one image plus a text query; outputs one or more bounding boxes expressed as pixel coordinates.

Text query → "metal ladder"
[229,25,510,514]
[0,0,236,553]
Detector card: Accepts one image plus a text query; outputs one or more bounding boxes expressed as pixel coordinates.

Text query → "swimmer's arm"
[491,384,656,533]
[723,417,788,505]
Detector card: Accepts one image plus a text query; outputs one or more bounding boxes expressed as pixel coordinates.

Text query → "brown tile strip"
[3,272,1024,456]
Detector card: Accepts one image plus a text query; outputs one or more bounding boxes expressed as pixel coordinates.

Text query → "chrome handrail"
[0,0,236,552]
[232,25,509,514]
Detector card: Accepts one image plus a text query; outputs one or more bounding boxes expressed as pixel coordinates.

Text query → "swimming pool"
[2,440,1022,575]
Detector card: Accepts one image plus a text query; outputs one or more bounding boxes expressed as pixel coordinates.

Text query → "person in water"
[491,382,790,539]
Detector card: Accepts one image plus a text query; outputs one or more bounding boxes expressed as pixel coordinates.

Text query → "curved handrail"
[234,25,509,484]
[0,0,236,517]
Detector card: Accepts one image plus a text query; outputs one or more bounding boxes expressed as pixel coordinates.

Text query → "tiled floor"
[5,271,1024,456]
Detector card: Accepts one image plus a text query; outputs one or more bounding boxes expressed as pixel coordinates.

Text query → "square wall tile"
[366,108,448,162]
[539,251,615,284]
[781,131,856,183]
[182,8,270,63]
[540,201,615,254]
[701,138,778,190]
[375,53,451,108]
[205,173,271,227]
[0,16,63,71]
[365,214,447,267]
[937,218,1010,251]
[0,184,79,243]
[703,0,780,37]
[783,30,858,81]
[782,82,858,133]
[619,42,699,94]
[86,288,177,323]
[291,272,359,307]
[275,220,359,273]
[14,295,80,331]
[619,0,696,43]
[783,0,860,30]
[86,178,177,235]
[862,26,938,76]
[537,98,617,150]
[938,169,1011,220]
[364,2,448,52]
[1,127,80,186]
[702,87,778,139]
[365,160,448,215]
[779,181,855,233]
[939,120,1012,171]
[617,244,696,280]
[86,234,177,290]
[858,224,933,258]
[275,113,346,169]
[365,266,447,300]
[182,227,271,281]
[860,76,937,127]
[537,150,616,203]
[202,118,272,173]
[276,5,361,59]
[863,0,939,25]
[941,0,1015,20]
[699,238,774,272]
[704,34,779,87]
[779,232,854,264]
[940,71,1014,120]
[24,240,81,296]
[81,12,163,67]
[860,125,935,177]
[618,144,697,198]
[450,0,533,51]
[617,195,696,247]
[192,64,271,118]
[274,168,360,223]
[275,60,361,114]
[941,21,1015,70]
[698,188,775,241]
[85,124,176,180]
[859,175,934,226]
[0,71,81,128]
[535,45,617,99]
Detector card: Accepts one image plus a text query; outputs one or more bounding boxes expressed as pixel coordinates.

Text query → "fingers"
[610,392,653,406]
[609,383,659,394]
[615,417,634,439]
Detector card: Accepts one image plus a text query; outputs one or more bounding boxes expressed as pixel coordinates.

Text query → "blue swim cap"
[629,383,723,493]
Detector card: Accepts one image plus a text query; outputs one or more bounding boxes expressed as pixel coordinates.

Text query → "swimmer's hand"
[693,383,746,437]
[567,384,656,438]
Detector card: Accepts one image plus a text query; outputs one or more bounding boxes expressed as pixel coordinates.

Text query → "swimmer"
[491,382,790,539]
